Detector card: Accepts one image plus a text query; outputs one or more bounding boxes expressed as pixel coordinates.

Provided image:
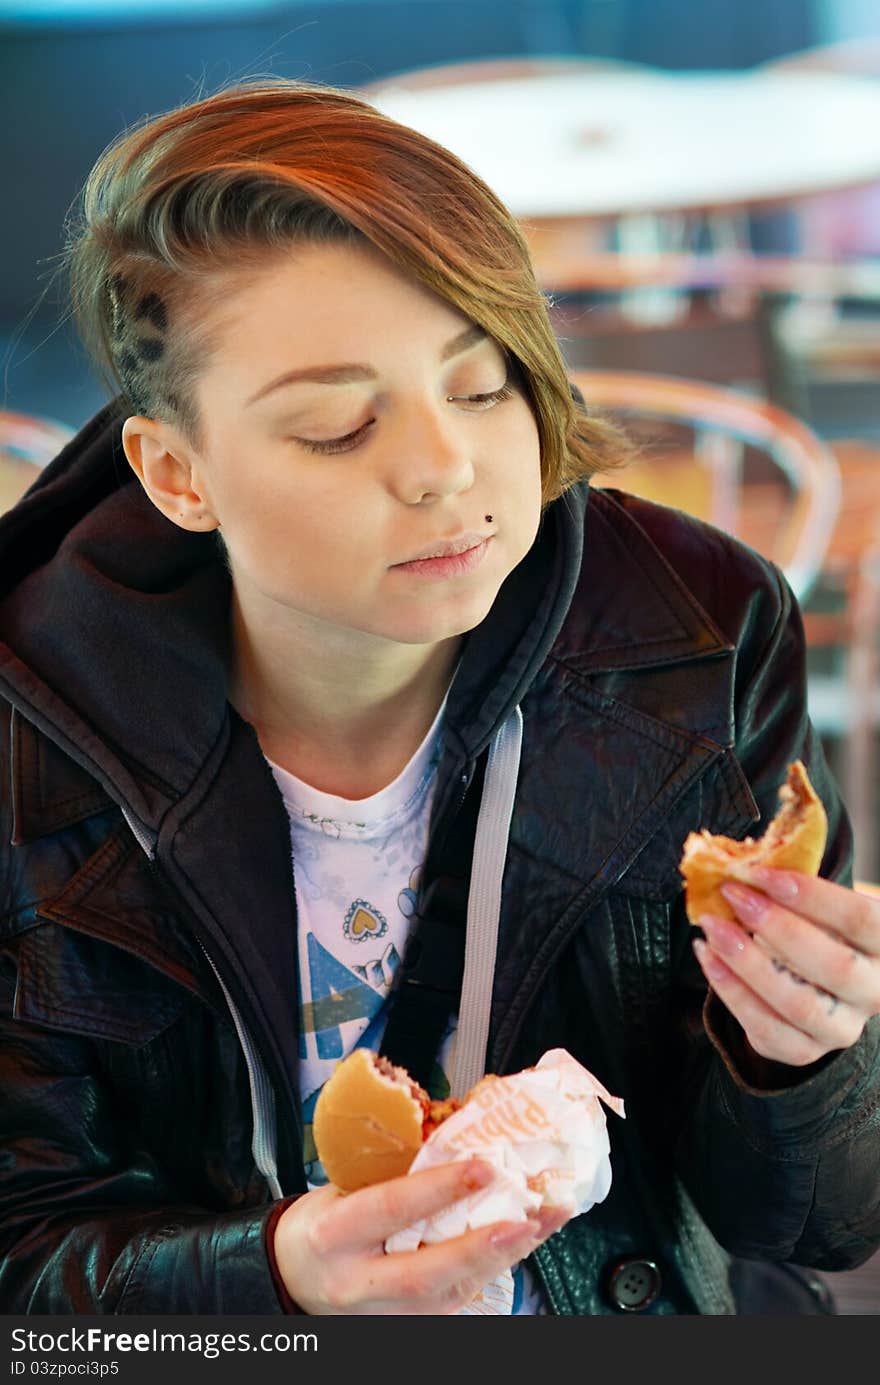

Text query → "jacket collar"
[438,481,735,768]
[557,486,734,673]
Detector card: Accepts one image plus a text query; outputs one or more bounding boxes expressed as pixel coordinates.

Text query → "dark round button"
[607,1256,662,1312]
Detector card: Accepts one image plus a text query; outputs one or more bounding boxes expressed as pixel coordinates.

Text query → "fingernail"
[693,937,730,982]
[720,881,767,921]
[738,865,800,902]
[462,1160,494,1191]
[700,913,747,955]
[490,1220,536,1248]
[537,1208,570,1237]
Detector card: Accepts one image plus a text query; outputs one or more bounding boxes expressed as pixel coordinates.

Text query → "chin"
[387,589,501,645]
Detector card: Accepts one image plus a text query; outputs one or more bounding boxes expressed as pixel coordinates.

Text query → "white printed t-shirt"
[268,697,445,1157]
[267,695,544,1315]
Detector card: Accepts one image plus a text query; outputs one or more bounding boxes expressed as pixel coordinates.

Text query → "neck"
[227,591,462,798]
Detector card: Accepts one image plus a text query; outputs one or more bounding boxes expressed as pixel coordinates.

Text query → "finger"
[528,1205,572,1240]
[312,1158,495,1254]
[693,938,827,1064]
[719,883,880,1013]
[362,1216,546,1315]
[734,866,880,956]
[694,929,863,1061]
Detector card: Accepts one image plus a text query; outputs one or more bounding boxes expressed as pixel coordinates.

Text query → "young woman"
[1,80,878,1316]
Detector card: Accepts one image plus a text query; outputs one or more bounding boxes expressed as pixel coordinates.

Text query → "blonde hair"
[66,78,628,503]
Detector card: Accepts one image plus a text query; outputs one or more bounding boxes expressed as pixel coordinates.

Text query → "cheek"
[510,397,542,464]
[497,409,543,512]
[212,458,377,591]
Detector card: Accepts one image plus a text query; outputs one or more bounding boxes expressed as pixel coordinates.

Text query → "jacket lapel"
[154,710,304,1134]
[556,487,735,675]
[11,703,304,1144]
[487,488,762,1068]
[9,708,215,999]
[14,918,186,1044]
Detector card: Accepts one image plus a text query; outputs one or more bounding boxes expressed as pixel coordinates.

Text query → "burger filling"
[424,1096,462,1137]
[681,762,811,868]
[368,1054,462,1137]
[370,1053,432,1121]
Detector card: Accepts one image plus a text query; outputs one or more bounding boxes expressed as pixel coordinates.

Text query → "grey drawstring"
[451,705,524,1098]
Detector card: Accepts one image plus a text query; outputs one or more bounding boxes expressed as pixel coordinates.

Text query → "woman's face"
[190,240,543,646]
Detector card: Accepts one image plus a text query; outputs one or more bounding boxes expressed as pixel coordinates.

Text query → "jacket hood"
[0,398,586,830]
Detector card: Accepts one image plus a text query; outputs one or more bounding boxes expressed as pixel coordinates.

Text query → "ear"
[121,416,220,532]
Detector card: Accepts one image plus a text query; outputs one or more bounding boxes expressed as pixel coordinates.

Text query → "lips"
[397,531,488,564]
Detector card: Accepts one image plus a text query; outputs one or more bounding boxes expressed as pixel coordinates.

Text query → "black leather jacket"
[1,402,878,1315]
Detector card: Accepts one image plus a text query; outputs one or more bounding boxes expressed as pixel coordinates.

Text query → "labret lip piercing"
[485,514,493,523]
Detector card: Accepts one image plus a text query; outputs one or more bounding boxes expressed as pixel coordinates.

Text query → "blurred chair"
[573,369,840,603]
[794,443,880,882]
[577,369,880,879]
[0,409,74,513]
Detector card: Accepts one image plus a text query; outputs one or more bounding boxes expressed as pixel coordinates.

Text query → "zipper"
[431,759,474,861]
[119,804,157,860]
[120,804,284,1200]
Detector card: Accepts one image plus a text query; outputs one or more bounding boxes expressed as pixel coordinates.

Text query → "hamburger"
[312,1048,462,1192]
[679,759,827,924]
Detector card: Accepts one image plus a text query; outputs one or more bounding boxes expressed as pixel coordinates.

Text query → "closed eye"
[296,377,515,456]
[450,381,515,410]
[297,420,376,455]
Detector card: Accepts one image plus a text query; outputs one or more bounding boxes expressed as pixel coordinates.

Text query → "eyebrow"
[245,324,489,407]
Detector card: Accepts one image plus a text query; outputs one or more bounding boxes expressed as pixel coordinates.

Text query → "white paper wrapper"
[384,1048,625,1312]
[459,1271,516,1315]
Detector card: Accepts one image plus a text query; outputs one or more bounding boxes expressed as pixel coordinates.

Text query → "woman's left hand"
[693,867,880,1067]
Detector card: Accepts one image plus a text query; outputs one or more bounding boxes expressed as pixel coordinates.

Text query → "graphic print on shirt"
[398,865,421,919]
[300,932,393,1060]
[342,898,388,942]
[353,940,400,990]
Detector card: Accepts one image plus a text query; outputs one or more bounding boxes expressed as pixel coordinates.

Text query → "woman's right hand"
[272,1159,566,1314]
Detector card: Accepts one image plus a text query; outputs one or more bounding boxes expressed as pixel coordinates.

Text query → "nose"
[386,400,475,506]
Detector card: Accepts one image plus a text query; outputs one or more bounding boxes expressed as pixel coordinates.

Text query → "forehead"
[202,240,473,363]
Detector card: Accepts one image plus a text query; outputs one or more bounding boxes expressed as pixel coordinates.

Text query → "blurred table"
[369,68,880,222]
[0,410,73,513]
